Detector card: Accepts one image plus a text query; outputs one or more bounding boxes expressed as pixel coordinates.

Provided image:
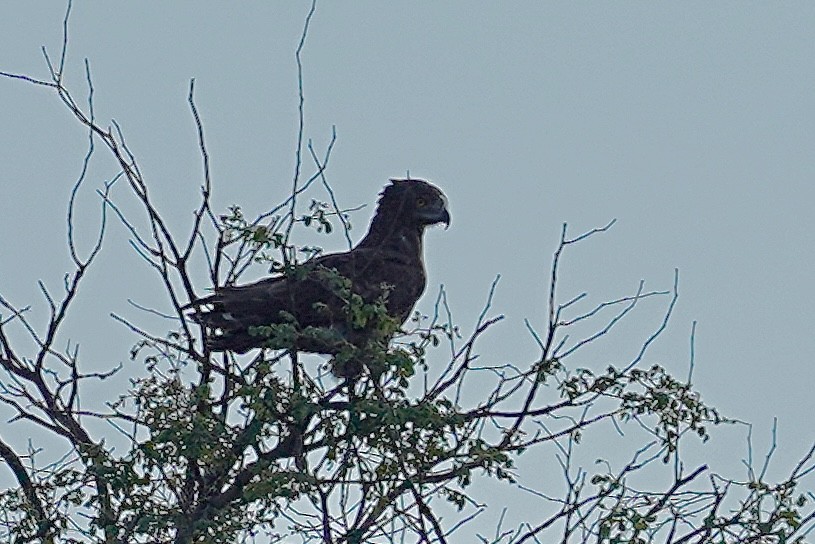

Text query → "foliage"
[2,2,815,543]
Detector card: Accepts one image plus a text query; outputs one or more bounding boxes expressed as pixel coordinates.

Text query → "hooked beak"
[440,208,451,229]
[417,205,451,229]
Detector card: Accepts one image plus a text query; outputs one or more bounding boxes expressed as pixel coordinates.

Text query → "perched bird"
[187,178,450,355]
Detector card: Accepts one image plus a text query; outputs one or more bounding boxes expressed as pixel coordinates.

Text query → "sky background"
[1,1,814,539]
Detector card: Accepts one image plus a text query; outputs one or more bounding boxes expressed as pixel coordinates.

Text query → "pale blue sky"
[2,1,814,538]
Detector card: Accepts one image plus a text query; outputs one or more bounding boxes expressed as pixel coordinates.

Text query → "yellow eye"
[416,197,427,207]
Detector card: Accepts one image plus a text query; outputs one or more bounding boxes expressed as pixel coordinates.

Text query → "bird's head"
[383,178,450,229]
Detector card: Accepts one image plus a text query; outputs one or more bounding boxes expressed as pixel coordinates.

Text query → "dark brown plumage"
[187,179,450,354]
